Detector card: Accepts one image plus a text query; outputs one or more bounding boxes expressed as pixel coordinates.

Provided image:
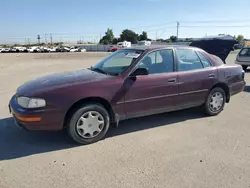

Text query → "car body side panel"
[177,67,218,107]
[123,72,179,119]
[31,76,127,129]
[217,64,245,96]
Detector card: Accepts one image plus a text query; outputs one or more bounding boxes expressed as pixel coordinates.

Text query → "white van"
[117,41,131,48]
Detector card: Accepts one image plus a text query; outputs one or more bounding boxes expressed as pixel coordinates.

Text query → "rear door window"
[196,51,212,68]
[176,49,203,71]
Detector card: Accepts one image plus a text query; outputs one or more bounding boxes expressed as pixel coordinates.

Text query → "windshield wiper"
[89,67,107,75]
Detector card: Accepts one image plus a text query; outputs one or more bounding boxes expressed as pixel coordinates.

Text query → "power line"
[129,21,176,30]
[180,25,250,28]
[129,19,250,30]
[179,19,250,23]
[144,26,176,33]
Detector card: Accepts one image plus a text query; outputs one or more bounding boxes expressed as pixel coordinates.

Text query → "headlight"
[17,97,46,108]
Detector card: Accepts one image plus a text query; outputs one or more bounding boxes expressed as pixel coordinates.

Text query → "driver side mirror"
[130,67,149,77]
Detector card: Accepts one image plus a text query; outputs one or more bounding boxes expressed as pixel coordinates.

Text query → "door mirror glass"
[130,67,149,77]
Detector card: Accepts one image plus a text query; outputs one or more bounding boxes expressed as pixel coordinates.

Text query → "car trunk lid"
[189,37,237,62]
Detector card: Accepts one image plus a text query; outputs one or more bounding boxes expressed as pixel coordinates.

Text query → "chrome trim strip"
[179,89,208,95]
[116,89,208,104]
[116,101,124,105]
[121,93,178,104]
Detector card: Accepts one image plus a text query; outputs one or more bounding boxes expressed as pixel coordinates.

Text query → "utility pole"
[37,35,41,44]
[50,33,53,44]
[177,21,180,39]
[45,34,47,44]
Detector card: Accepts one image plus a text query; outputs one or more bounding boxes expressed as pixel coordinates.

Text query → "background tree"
[169,36,177,42]
[99,28,114,44]
[112,38,120,44]
[236,35,244,43]
[119,29,138,44]
[138,31,148,41]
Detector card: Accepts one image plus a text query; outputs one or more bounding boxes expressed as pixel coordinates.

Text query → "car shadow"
[0,108,206,161]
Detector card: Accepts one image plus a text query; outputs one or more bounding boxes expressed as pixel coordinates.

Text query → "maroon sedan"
[9,45,246,144]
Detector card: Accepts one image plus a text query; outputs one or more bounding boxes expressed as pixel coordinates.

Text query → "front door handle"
[168,78,177,83]
[209,74,215,78]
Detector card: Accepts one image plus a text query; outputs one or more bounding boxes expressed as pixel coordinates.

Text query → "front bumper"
[9,95,64,131]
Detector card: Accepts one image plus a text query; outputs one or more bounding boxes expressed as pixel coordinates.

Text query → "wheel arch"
[211,82,230,103]
[63,97,115,128]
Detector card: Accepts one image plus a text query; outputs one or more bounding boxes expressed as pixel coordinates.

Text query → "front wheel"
[204,87,226,116]
[67,103,110,145]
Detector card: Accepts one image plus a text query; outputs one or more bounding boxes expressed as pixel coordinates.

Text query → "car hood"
[17,69,111,95]
[190,38,237,62]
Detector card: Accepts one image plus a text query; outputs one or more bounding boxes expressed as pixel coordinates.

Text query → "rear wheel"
[67,103,110,145]
[242,65,248,71]
[204,87,226,116]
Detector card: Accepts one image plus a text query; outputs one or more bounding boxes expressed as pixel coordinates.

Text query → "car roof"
[124,45,199,51]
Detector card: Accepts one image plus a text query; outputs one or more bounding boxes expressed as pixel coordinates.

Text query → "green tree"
[169,36,177,42]
[119,29,138,44]
[138,31,148,41]
[99,28,115,44]
[236,35,244,42]
[112,38,120,44]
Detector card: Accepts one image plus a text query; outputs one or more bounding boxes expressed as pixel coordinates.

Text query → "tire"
[204,87,226,116]
[242,65,248,71]
[67,103,110,145]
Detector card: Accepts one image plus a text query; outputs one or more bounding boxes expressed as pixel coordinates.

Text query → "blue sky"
[1,0,250,44]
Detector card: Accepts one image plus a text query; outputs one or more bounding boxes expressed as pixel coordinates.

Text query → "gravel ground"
[0,51,250,188]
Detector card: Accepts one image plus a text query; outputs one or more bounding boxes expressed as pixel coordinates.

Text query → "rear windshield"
[239,48,250,56]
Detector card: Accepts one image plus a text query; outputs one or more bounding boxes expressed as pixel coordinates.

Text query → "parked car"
[39,47,50,53]
[13,46,28,53]
[27,46,40,53]
[234,43,243,50]
[69,47,86,52]
[56,47,70,52]
[9,44,245,145]
[48,47,58,52]
[235,47,250,70]
[1,48,11,53]
[107,45,120,52]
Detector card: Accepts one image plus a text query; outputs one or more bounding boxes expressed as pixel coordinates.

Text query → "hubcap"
[209,92,224,112]
[76,111,105,139]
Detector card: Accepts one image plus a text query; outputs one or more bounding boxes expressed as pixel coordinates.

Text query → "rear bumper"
[229,81,246,96]
[9,95,64,131]
[235,60,250,66]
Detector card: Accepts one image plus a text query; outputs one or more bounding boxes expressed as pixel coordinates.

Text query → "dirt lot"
[0,51,250,188]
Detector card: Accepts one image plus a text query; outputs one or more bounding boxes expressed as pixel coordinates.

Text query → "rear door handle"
[168,78,177,83]
[209,74,215,78]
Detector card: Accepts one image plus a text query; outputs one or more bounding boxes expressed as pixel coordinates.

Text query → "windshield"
[90,49,144,75]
